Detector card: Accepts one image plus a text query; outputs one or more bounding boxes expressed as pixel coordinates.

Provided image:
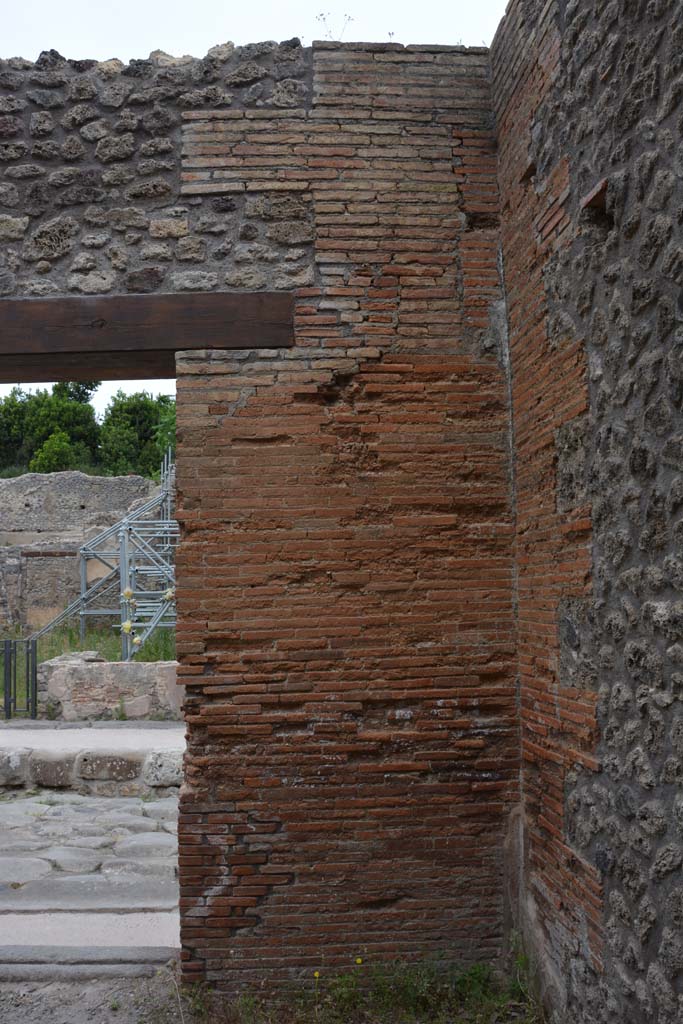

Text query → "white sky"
[1,0,508,417]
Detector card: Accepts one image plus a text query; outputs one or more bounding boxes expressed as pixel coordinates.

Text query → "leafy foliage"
[51,380,101,404]
[22,390,100,467]
[29,429,89,473]
[100,390,174,478]
[154,400,177,453]
[0,387,28,471]
[0,383,174,478]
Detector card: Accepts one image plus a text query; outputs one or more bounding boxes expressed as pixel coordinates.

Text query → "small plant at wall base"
[177,959,545,1023]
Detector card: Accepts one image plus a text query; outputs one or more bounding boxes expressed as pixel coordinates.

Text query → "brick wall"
[175,43,519,989]
[493,2,683,1021]
[491,1,602,1012]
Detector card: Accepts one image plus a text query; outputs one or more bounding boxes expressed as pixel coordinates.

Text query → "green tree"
[29,430,85,473]
[0,383,173,479]
[21,389,99,468]
[154,400,176,453]
[0,387,29,472]
[52,381,101,404]
[99,391,174,478]
[0,385,100,472]
[98,419,139,476]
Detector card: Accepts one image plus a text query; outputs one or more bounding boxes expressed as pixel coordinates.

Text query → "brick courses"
[493,2,683,1021]
[490,3,602,1011]
[175,43,518,989]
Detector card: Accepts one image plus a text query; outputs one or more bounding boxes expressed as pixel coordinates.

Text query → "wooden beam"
[0,351,177,384]
[0,291,294,382]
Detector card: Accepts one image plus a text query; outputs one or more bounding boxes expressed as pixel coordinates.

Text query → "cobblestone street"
[0,790,179,946]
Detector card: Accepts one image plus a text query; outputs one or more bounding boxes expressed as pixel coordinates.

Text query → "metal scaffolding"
[77,447,178,660]
[27,448,178,662]
[1,450,178,717]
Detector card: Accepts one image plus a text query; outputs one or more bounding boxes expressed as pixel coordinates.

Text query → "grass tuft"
[1,622,176,713]
[176,958,546,1024]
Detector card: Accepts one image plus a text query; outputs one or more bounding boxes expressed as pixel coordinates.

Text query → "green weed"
[178,957,546,1024]
[1,622,176,715]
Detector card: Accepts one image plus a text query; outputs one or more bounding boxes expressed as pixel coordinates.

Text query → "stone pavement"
[0,790,179,949]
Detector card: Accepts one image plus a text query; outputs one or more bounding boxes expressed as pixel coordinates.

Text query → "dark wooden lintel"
[0,291,294,383]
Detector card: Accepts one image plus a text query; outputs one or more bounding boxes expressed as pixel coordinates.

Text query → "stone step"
[0,874,178,913]
[0,912,179,949]
[0,940,178,980]
[0,724,185,795]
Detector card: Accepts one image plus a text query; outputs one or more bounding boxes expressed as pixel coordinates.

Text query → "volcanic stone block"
[30,752,76,788]
[142,751,183,787]
[0,748,30,787]
[76,752,144,782]
[0,215,28,240]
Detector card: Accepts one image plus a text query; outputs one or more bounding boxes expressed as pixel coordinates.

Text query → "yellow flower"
[313,971,320,979]
[121,620,132,634]
[122,587,134,600]
[355,957,363,965]
[132,636,142,647]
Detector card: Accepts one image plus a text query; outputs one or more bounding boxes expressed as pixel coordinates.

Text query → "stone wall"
[0,470,153,536]
[0,470,154,629]
[493,1,683,1021]
[0,42,315,299]
[491,2,598,1014]
[37,652,183,720]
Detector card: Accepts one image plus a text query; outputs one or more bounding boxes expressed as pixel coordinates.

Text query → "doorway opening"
[0,288,294,974]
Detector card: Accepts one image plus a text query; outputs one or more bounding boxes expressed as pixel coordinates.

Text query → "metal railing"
[1,637,37,719]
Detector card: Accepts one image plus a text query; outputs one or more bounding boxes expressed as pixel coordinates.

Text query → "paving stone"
[0,873,177,912]
[62,835,112,849]
[114,832,176,857]
[141,797,178,821]
[101,857,176,879]
[40,847,102,873]
[0,837,46,853]
[0,857,51,884]
[24,793,91,806]
[0,791,178,920]
[0,805,46,827]
[99,813,159,833]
